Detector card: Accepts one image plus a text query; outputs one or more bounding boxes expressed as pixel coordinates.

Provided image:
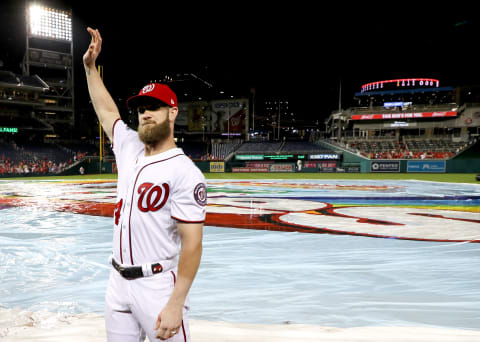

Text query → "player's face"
[137,103,171,146]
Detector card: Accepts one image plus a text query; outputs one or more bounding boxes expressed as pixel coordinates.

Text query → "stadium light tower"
[23,1,75,135]
[27,3,72,41]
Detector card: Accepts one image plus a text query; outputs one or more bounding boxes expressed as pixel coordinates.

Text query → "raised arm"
[83,27,120,142]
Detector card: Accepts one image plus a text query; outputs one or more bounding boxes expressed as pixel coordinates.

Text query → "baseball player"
[83,27,206,341]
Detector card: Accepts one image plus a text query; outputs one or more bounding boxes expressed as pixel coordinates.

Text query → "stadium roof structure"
[355,86,454,97]
[0,70,49,91]
[360,78,440,92]
[0,71,19,85]
[356,78,452,97]
[128,72,241,105]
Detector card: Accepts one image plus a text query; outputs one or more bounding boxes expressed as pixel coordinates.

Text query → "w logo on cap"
[141,84,155,94]
[127,83,178,108]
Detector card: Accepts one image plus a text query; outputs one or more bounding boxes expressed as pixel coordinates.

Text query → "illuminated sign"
[221,133,242,136]
[390,121,409,127]
[351,111,458,120]
[264,155,294,160]
[308,153,341,160]
[236,154,317,161]
[236,154,264,160]
[0,127,18,134]
[384,101,412,108]
[361,78,439,93]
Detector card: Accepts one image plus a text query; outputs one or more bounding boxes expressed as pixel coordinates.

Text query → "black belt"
[111,258,163,280]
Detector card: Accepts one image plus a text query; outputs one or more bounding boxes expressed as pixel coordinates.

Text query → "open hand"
[83,27,102,68]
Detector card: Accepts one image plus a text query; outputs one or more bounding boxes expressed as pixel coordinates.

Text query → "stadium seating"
[342,136,471,159]
[0,115,51,130]
[210,141,242,160]
[0,138,87,175]
[236,141,283,153]
[280,141,331,153]
[0,71,18,85]
[177,141,208,160]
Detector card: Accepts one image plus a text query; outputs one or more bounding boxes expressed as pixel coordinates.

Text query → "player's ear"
[169,107,178,122]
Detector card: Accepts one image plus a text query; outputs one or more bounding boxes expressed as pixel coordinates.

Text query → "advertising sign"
[318,161,337,172]
[210,99,248,133]
[264,154,295,160]
[187,101,208,131]
[308,153,341,160]
[235,154,264,161]
[407,161,446,173]
[269,164,295,173]
[209,162,225,173]
[351,111,457,120]
[245,162,273,168]
[232,167,269,173]
[370,161,400,172]
[345,166,361,173]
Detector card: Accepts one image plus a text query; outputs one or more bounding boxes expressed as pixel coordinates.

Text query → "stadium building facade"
[324,78,480,160]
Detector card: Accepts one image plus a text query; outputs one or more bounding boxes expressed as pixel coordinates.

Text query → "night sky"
[1,1,479,122]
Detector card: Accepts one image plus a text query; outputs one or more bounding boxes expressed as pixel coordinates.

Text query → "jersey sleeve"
[171,161,207,223]
[112,119,143,170]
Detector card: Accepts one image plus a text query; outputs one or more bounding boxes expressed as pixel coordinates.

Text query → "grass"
[1,172,479,183]
[203,172,479,183]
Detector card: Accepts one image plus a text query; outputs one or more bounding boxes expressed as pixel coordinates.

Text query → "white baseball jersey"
[111,119,207,266]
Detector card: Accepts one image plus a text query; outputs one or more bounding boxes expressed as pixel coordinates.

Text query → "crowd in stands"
[343,136,473,160]
[0,138,89,176]
[1,134,476,176]
[0,157,69,175]
[366,150,455,160]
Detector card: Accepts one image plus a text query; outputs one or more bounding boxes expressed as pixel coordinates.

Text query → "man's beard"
[138,116,171,146]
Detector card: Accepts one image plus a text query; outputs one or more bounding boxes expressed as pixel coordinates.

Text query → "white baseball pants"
[105,267,190,342]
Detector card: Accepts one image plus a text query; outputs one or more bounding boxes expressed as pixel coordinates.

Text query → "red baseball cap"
[127,83,178,108]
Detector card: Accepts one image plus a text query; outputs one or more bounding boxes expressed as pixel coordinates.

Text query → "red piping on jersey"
[171,216,205,224]
[126,154,184,265]
[111,118,122,150]
[170,271,187,342]
[113,118,122,262]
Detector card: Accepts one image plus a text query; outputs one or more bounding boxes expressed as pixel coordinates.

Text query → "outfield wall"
[33,141,480,177]
[63,159,479,176]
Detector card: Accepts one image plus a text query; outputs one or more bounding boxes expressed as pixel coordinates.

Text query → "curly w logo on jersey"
[137,182,170,212]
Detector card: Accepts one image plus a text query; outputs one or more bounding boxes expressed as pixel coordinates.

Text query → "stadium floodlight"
[27,3,72,41]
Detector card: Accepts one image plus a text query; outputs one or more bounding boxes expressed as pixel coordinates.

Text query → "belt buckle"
[113,259,139,280]
[122,266,139,280]
[118,265,130,279]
